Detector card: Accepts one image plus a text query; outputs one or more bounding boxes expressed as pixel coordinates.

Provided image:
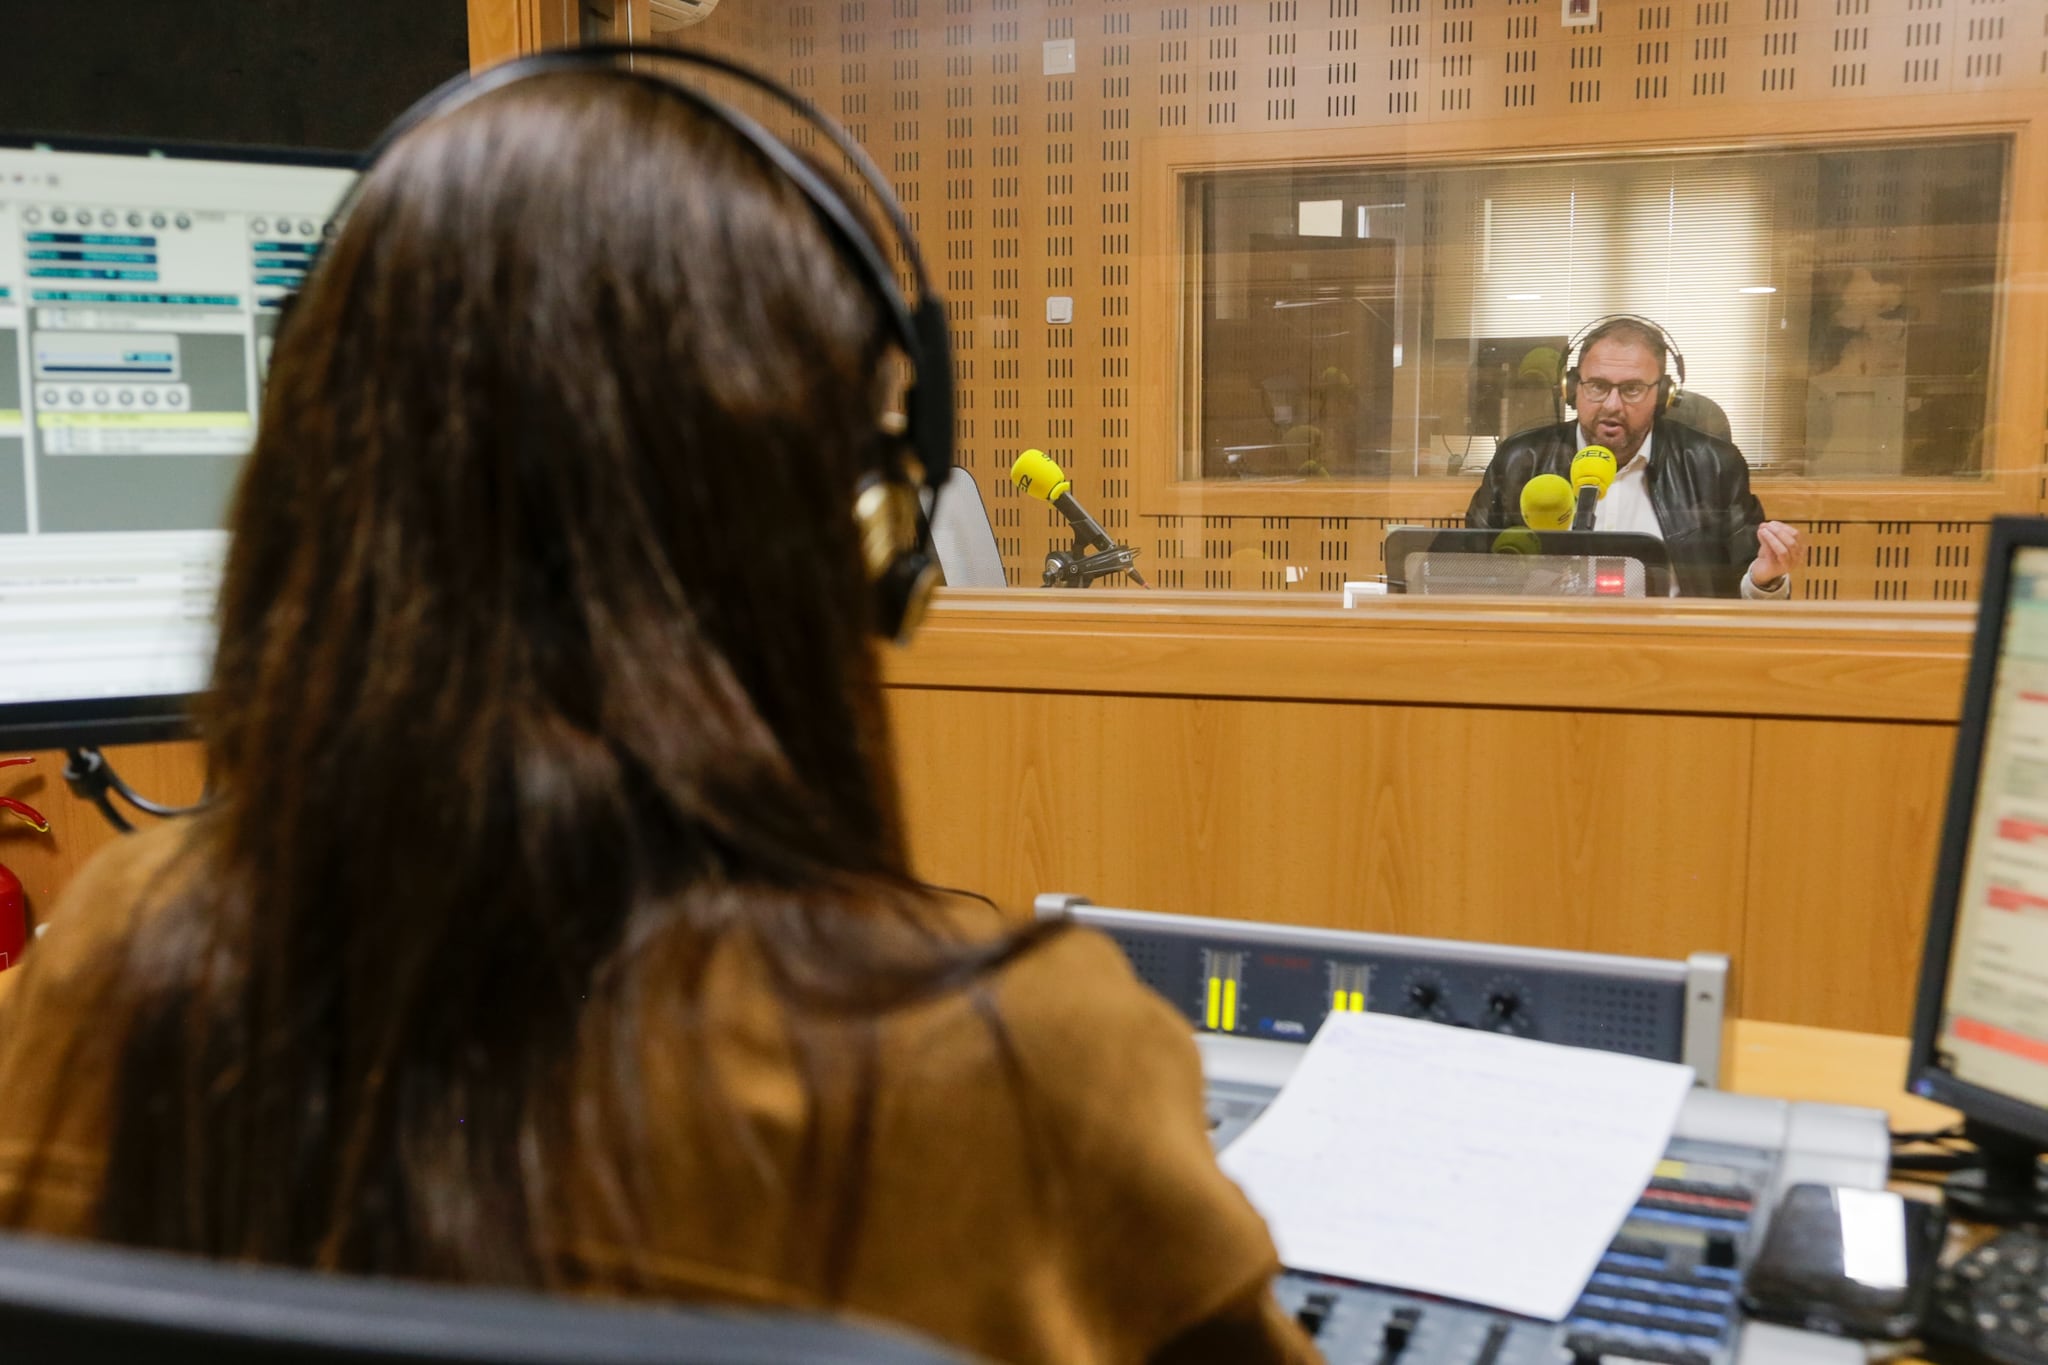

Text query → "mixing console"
[1204,1071,1887,1365]
[1042,897,1885,1365]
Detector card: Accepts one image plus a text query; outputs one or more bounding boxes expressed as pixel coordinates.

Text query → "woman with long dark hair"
[0,64,1316,1365]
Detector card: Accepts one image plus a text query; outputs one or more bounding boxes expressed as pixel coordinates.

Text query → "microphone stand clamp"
[1042,535,1142,589]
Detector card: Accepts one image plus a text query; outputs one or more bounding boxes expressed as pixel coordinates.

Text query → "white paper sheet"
[1217,1011,1695,1322]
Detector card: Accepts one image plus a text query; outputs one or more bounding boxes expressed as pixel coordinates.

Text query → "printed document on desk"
[1217,1012,1695,1321]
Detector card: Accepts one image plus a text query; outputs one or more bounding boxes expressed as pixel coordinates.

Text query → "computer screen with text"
[1933,544,2048,1115]
[0,139,355,745]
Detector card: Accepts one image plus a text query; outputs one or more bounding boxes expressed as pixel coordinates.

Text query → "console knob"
[1487,991,1520,1019]
[1408,982,1441,1009]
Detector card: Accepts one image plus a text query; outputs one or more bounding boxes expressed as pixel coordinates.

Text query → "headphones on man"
[1560,314,1686,414]
[315,43,950,642]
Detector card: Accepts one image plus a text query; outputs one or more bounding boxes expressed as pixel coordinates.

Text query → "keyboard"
[1927,1226,2048,1365]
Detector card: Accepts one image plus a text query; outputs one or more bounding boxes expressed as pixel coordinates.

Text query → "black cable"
[1885,1118,1984,1178]
[62,746,206,834]
[1890,1150,1981,1174]
[99,760,199,818]
[84,789,134,834]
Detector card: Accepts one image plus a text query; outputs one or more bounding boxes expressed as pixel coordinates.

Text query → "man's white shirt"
[1582,424,1790,600]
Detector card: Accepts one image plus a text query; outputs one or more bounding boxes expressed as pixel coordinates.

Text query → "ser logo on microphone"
[1568,445,1617,532]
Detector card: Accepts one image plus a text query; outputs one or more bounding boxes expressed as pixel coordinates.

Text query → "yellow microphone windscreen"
[1570,446,1618,496]
[1010,448,1072,503]
[1518,473,1574,530]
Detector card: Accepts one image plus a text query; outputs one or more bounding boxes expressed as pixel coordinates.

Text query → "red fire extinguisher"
[0,756,50,972]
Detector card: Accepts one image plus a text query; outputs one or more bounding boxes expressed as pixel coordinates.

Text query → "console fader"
[1266,1125,1771,1365]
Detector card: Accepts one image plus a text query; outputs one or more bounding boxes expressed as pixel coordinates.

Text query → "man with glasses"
[1464,317,1802,598]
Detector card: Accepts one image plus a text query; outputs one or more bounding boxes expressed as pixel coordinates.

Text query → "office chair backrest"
[1664,389,1733,443]
[925,467,1008,588]
[0,1232,970,1365]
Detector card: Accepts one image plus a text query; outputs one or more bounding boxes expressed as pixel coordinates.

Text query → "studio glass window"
[1183,137,2006,484]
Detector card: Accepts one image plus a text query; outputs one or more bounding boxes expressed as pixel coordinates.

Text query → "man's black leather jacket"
[1463,419,1769,598]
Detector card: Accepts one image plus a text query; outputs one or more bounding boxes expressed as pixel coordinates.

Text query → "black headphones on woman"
[317,43,950,641]
[1560,314,1687,414]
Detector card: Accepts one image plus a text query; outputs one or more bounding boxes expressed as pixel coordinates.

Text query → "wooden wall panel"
[1138,510,1992,598]
[885,680,1974,1030]
[1741,718,1955,1033]
[468,0,579,69]
[890,688,1757,973]
[642,0,2048,602]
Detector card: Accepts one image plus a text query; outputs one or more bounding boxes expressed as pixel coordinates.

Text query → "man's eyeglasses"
[1578,378,1657,404]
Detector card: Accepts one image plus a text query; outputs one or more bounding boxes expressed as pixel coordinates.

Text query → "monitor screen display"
[1927,543,2048,1117]
[0,138,356,747]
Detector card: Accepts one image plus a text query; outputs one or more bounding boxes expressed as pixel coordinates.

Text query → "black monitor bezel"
[1908,515,2048,1148]
[0,132,357,753]
[0,130,358,168]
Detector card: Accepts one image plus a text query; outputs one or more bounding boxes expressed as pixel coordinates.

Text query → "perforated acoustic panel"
[669,0,2046,601]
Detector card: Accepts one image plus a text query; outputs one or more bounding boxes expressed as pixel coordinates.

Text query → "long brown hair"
[92,68,1051,1287]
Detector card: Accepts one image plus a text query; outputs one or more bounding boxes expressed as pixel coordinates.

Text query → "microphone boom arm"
[1012,448,1149,588]
[1041,534,1144,589]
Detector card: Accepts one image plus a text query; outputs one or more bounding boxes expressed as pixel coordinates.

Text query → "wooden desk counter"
[886,590,1976,723]
[1728,1019,1959,1135]
[886,592,1974,1036]
[3,595,1976,1035]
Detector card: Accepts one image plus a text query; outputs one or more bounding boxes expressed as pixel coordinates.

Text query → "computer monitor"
[0,135,356,750]
[1910,516,2048,1223]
